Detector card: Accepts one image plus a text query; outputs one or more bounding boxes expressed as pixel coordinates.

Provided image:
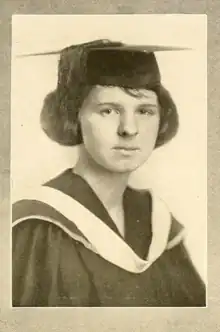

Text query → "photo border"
[0,1,218,331]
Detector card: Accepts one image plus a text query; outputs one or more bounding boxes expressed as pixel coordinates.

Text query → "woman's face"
[78,85,160,173]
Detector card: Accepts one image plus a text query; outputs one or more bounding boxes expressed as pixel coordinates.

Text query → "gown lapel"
[46,169,123,237]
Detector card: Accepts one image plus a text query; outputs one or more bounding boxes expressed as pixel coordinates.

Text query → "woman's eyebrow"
[97,102,158,107]
[97,102,122,107]
[137,103,158,108]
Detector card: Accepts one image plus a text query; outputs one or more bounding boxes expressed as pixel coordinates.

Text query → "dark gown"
[12,169,206,307]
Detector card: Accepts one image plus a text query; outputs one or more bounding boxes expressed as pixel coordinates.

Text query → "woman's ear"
[158,121,169,135]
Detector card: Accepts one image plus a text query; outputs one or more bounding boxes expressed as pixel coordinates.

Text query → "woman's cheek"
[141,118,159,137]
[96,120,118,142]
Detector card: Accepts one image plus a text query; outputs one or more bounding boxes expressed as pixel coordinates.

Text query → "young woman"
[12,39,206,307]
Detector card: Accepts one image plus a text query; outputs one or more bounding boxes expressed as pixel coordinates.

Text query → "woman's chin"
[100,160,144,174]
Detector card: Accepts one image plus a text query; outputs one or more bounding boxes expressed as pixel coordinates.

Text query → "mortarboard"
[18,39,190,89]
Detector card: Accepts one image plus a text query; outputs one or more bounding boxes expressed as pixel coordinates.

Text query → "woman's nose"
[117,114,138,137]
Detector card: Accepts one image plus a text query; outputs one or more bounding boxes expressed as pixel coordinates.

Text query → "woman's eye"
[100,108,118,116]
[137,107,155,115]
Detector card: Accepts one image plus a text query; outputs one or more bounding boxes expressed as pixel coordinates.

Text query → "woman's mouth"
[113,146,139,151]
[113,146,140,156]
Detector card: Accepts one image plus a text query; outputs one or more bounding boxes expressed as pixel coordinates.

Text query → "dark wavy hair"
[40,40,179,148]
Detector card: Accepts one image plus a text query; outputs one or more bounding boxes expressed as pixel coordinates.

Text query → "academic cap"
[19,39,189,89]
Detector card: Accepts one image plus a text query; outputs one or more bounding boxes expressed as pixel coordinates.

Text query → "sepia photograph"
[11,15,207,307]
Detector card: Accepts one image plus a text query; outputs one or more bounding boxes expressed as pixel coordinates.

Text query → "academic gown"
[12,169,206,307]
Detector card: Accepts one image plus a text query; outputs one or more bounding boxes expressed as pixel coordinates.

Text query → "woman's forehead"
[87,85,158,105]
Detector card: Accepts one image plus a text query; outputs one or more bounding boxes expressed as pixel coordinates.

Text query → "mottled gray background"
[0,1,219,331]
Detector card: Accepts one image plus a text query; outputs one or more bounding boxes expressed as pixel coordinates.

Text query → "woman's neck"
[74,149,130,211]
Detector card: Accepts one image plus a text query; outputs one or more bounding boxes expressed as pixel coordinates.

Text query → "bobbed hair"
[40,40,179,148]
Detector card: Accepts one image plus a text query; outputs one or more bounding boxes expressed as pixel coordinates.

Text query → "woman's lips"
[113,146,140,156]
[113,146,139,151]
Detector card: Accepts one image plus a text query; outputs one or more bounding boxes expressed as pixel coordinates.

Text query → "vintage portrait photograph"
[11,15,207,307]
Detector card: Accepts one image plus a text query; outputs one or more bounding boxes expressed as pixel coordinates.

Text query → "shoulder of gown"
[12,218,100,307]
[159,235,206,306]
